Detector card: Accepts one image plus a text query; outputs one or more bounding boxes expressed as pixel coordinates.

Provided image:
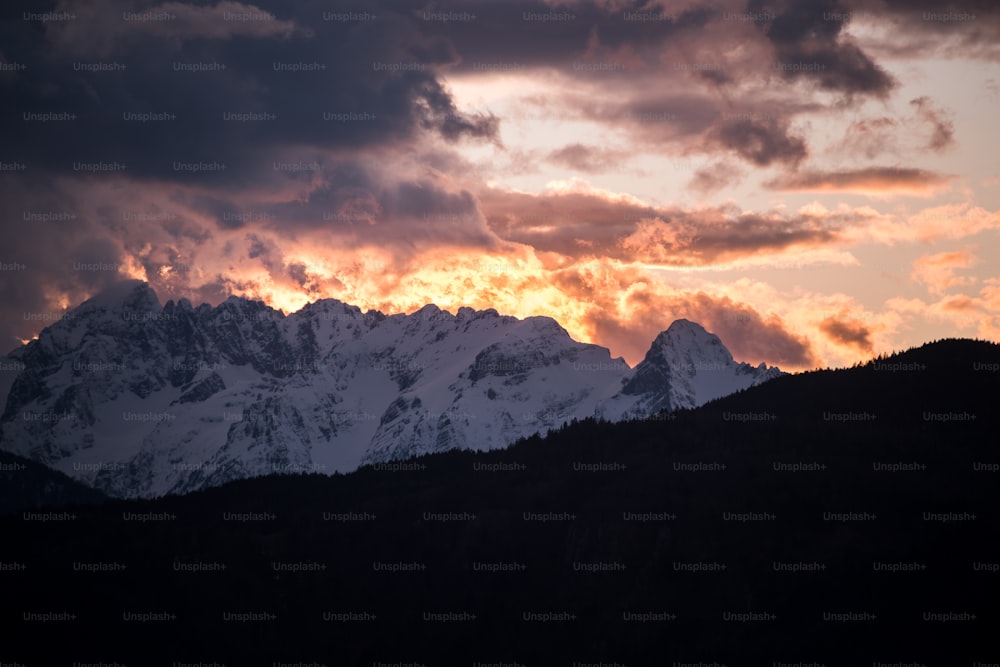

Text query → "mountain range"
[0,280,781,498]
[2,338,995,663]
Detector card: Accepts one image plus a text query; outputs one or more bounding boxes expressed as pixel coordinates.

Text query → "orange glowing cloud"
[765,167,953,196]
[911,250,978,296]
[839,203,1000,246]
[478,184,845,268]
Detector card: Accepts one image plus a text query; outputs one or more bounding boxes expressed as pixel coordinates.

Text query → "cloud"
[849,203,1000,244]
[850,0,1000,62]
[0,176,144,349]
[758,0,896,97]
[425,0,712,76]
[830,98,954,161]
[765,167,952,194]
[705,115,808,166]
[909,96,955,152]
[688,162,745,193]
[0,158,505,348]
[884,291,994,340]
[567,89,728,142]
[42,0,305,58]
[911,250,977,295]
[831,117,899,159]
[525,258,819,368]
[0,0,500,187]
[479,184,845,266]
[818,316,873,352]
[545,143,630,173]
[554,268,820,368]
[1,0,996,370]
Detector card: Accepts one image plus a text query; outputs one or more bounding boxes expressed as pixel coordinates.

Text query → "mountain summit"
[0,282,782,498]
[620,318,782,411]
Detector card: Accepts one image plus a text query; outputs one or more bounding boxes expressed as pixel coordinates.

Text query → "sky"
[1,0,998,371]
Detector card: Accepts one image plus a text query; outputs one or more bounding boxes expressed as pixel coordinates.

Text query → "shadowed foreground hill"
[2,339,998,664]
[0,451,107,513]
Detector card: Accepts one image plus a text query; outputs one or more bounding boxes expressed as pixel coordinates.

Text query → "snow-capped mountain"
[616,319,784,412]
[0,281,783,498]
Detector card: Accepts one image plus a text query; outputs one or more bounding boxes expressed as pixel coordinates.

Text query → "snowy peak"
[658,319,734,365]
[623,319,781,410]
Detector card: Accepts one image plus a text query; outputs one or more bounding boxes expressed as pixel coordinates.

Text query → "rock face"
[0,281,783,498]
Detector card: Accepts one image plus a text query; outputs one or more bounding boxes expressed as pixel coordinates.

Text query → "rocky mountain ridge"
[0,280,783,497]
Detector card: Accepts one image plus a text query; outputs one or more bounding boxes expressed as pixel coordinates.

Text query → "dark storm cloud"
[393,0,710,74]
[0,0,904,189]
[751,0,896,97]
[819,316,873,351]
[845,0,1000,60]
[0,0,498,187]
[774,40,895,96]
[564,87,822,167]
[0,0,960,192]
[1,0,509,353]
[247,158,500,248]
